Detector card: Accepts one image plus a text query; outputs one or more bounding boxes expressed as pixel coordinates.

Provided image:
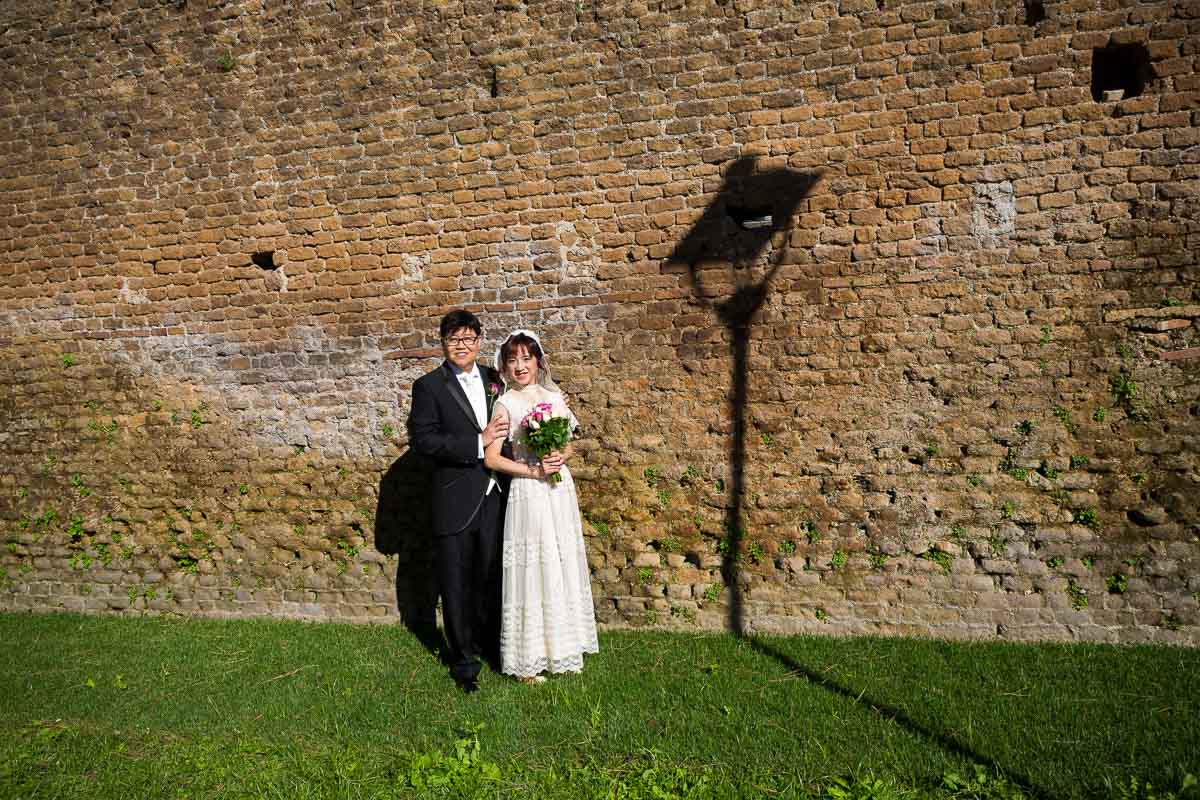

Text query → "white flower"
[528,419,540,430]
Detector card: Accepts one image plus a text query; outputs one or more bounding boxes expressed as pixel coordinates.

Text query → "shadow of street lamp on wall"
[665,156,821,637]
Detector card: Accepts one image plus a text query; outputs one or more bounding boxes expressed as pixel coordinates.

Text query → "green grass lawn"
[0,612,1197,799]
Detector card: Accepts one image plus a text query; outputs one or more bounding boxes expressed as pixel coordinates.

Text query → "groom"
[409,309,508,692]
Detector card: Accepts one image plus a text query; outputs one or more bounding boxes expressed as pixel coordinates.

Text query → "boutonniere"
[487,381,501,398]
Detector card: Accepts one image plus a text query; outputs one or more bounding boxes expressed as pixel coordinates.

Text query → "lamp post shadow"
[663,156,1047,797]
[666,156,821,637]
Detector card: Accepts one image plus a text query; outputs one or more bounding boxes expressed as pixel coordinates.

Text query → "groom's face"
[442,326,481,371]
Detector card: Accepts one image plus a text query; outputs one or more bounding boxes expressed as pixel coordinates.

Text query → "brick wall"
[1,0,1197,643]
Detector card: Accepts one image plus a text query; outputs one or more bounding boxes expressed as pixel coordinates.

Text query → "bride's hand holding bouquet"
[519,401,572,484]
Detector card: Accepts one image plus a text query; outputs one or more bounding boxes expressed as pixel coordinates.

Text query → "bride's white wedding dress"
[493,385,599,677]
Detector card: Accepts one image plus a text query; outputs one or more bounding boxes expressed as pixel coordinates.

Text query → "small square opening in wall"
[251,251,277,270]
[1091,42,1152,102]
[1024,0,1045,26]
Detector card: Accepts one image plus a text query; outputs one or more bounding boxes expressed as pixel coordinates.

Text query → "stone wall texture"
[1,0,1198,644]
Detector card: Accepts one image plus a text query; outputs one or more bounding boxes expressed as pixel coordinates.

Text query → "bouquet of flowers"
[519,401,572,484]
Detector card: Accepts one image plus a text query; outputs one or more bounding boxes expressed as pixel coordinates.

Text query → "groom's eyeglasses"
[445,335,480,348]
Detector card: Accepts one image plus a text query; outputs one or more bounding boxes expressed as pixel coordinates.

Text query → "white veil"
[493,329,561,393]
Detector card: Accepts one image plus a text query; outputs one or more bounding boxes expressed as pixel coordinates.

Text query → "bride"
[483,330,599,683]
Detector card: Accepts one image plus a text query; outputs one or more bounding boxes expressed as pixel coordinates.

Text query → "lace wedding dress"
[492,385,599,677]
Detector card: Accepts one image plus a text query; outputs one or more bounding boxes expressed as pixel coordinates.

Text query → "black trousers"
[435,489,503,682]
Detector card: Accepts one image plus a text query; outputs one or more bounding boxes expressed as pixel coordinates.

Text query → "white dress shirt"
[451,362,497,494]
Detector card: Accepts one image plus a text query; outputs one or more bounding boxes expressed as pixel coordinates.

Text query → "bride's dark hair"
[499,332,543,367]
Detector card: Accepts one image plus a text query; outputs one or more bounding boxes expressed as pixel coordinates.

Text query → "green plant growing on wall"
[190,404,207,430]
[643,608,658,625]
[924,443,939,458]
[966,474,982,488]
[1066,580,1088,610]
[61,353,75,368]
[1092,407,1107,423]
[1000,501,1016,520]
[381,423,395,439]
[1106,574,1128,594]
[1110,369,1136,406]
[987,533,1008,558]
[1081,555,1095,569]
[1074,508,1099,529]
[1038,324,1053,346]
[713,478,725,493]
[680,464,702,485]
[1130,472,1148,485]
[760,432,772,447]
[949,523,967,543]
[1038,462,1060,480]
[637,567,653,585]
[701,584,721,604]
[669,605,696,624]
[1052,405,1078,435]
[217,53,236,71]
[660,536,681,554]
[921,548,953,575]
[777,540,796,557]
[801,519,820,544]
[643,467,662,488]
[1000,450,1027,480]
[1015,419,1035,436]
[1116,342,1132,359]
[829,549,847,569]
[1070,455,1089,470]
[814,608,828,623]
[583,513,610,538]
[1046,556,1063,570]
[867,548,887,569]
[747,541,765,565]
[656,487,671,507]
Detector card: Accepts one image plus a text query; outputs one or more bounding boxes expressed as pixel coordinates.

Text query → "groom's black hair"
[499,332,543,366]
[439,309,482,339]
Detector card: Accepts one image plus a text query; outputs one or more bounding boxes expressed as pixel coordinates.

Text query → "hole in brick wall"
[490,67,499,98]
[1024,0,1045,26]
[1091,42,1152,102]
[726,203,773,231]
[251,251,277,270]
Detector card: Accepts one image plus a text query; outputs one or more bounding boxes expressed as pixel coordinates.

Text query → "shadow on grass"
[374,447,447,662]
[749,637,1050,799]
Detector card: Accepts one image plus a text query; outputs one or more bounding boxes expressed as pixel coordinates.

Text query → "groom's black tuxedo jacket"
[409,361,505,536]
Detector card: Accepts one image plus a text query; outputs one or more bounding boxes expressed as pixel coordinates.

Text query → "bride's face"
[505,346,539,388]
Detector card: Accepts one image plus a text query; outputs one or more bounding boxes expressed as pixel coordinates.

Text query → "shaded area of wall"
[1,0,1198,643]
